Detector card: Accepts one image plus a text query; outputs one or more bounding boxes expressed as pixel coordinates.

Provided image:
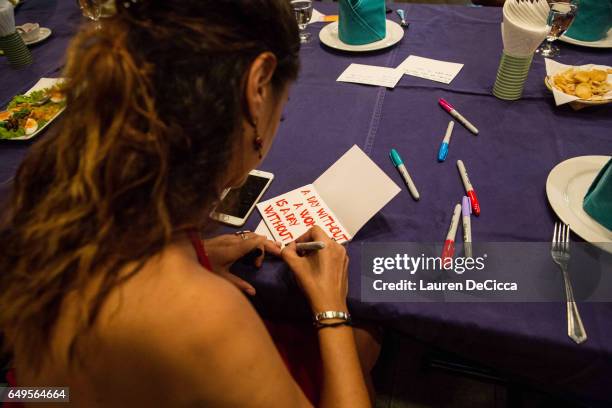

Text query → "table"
[239,4,612,405]
[1,1,611,405]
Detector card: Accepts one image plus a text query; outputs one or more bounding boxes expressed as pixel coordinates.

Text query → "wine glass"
[535,0,579,58]
[77,0,103,29]
[291,0,313,44]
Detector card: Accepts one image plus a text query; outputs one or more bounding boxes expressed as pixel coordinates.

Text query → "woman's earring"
[253,122,263,159]
[254,137,263,159]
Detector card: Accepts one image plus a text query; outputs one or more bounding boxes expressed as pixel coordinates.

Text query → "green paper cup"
[493,51,533,101]
[0,32,33,68]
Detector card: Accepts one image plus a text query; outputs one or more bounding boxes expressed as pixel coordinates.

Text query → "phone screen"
[216,174,271,219]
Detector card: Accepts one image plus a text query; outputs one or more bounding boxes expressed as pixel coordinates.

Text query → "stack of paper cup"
[0,0,33,68]
[493,52,535,100]
[493,0,549,101]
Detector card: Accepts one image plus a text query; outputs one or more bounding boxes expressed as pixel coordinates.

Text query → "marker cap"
[467,190,480,216]
[438,98,453,113]
[437,143,448,162]
[442,239,455,262]
[390,149,404,166]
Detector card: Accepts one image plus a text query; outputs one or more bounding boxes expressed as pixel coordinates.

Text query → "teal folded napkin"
[583,158,612,231]
[564,0,612,42]
[338,0,386,45]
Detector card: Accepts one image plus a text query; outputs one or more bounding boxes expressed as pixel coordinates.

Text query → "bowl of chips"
[544,59,612,109]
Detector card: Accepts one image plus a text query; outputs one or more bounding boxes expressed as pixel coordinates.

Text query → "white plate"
[546,155,612,252]
[560,29,612,49]
[5,78,65,141]
[319,20,404,52]
[23,27,52,46]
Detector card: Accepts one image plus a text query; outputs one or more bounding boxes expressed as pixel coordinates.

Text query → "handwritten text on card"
[397,55,464,84]
[258,185,352,244]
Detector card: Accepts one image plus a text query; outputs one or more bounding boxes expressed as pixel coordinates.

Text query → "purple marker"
[462,196,472,258]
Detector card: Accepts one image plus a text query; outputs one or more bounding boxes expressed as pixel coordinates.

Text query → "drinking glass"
[291,0,313,44]
[535,0,579,58]
[77,0,103,27]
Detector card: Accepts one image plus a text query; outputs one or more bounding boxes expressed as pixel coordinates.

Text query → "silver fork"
[551,222,587,344]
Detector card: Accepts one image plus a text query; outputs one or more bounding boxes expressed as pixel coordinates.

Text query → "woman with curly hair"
[0,1,379,406]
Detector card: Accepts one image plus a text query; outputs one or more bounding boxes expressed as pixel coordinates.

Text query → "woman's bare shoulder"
[98,240,256,347]
[85,242,306,406]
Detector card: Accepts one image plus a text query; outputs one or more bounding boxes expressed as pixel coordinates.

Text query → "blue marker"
[437,121,455,162]
[390,148,420,201]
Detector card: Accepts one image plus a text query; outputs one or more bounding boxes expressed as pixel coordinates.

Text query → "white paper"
[544,59,612,106]
[256,145,400,245]
[337,63,404,88]
[314,145,401,237]
[397,55,464,84]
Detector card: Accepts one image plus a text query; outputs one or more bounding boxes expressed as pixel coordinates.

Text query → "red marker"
[442,203,462,264]
[457,160,480,216]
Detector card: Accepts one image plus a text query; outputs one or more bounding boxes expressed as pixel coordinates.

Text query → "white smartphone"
[210,169,274,227]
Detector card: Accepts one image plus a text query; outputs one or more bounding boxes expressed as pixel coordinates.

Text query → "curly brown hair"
[0,0,299,370]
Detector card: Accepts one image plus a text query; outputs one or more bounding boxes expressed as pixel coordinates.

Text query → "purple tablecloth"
[1,2,611,404]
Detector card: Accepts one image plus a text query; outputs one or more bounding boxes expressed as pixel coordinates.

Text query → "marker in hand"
[457,159,480,216]
[437,120,454,162]
[390,148,420,201]
[296,241,326,252]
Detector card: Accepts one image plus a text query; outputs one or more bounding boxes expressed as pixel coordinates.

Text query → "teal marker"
[390,148,420,201]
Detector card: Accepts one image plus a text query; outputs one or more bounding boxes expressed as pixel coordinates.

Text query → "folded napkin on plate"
[584,159,612,231]
[565,0,612,42]
[338,0,386,45]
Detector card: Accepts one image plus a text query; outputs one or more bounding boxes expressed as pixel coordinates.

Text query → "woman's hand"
[204,232,281,295]
[281,226,349,314]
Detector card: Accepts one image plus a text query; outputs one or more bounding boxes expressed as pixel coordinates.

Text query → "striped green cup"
[0,31,33,68]
[492,51,533,101]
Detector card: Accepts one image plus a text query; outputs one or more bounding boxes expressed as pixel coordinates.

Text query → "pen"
[247,241,325,263]
[462,196,472,258]
[442,203,462,263]
[437,120,455,162]
[390,148,420,201]
[456,160,480,216]
[296,241,326,251]
[438,98,479,135]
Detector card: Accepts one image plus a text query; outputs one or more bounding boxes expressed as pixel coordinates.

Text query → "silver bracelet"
[313,311,351,324]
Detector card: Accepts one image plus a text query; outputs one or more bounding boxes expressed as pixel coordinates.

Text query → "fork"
[551,222,587,344]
